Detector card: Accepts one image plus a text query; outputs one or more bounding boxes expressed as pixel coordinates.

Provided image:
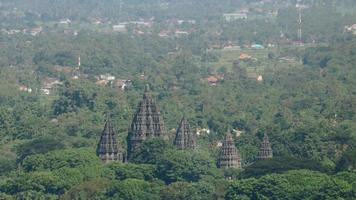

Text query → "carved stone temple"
[97,117,124,163]
[257,133,273,159]
[95,84,276,167]
[218,131,242,169]
[174,117,197,150]
[127,85,167,160]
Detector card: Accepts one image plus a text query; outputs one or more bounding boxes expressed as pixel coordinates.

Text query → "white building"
[223,13,247,22]
[113,24,127,32]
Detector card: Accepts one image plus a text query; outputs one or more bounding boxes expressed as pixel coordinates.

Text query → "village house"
[53,65,74,74]
[139,74,146,80]
[251,44,265,49]
[345,24,356,35]
[246,71,258,80]
[59,19,71,25]
[177,19,196,25]
[232,129,243,137]
[112,24,127,32]
[134,29,145,35]
[99,74,115,81]
[115,79,132,91]
[279,56,298,64]
[92,18,104,25]
[158,30,170,38]
[245,71,264,82]
[196,128,211,136]
[205,76,219,86]
[223,45,241,51]
[130,21,152,28]
[41,77,63,95]
[19,85,32,93]
[95,74,116,86]
[239,53,252,61]
[28,27,42,36]
[174,30,189,37]
[222,41,240,51]
[6,29,22,35]
[95,79,109,87]
[223,13,247,22]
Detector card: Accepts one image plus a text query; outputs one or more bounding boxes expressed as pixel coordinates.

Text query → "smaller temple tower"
[257,133,273,159]
[174,117,197,150]
[97,116,124,163]
[218,131,242,169]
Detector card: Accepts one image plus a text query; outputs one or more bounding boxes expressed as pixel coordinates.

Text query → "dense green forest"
[0,0,355,199]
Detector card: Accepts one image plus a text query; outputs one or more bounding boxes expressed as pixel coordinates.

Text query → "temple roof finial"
[145,84,150,92]
[105,112,111,121]
[226,129,233,141]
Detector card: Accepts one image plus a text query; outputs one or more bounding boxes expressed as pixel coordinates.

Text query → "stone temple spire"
[257,133,273,159]
[174,117,197,150]
[127,84,167,160]
[218,131,242,169]
[97,116,124,163]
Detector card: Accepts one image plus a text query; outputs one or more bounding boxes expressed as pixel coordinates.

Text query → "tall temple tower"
[174,117,197,150]
[218,131,242,169]
[97,116,124,163]
[127,85,167,160]
[257,133,273,159]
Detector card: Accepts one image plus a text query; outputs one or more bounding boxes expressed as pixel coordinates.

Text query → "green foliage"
[336,149,356,172]
[21,148,101,171]
[0,192,13,200]
[16,136,65,162]
[223,168,243,180]
[0,157,16,175]
[0,1,356,199]
[131,139,173,164]
[107,163,156,181]
[60,178,110,200]
[242,157,331,178]
[156,149,220,184]
[34,51,76,67]
[334,171,356,184]
[53,167,85,190]
[226,170,354,200]
[53,81,99,115]
[160,181,217,200]
[1,153,106,198]
[303,47,333,68]
[0,171,63,196]
[15,190,57,200]
[105,179,163,200]
[0,107,16,142]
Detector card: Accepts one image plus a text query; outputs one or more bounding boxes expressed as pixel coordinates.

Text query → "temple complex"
[257,133,273,159]
[174,117,197,150]
[127,85,167,160]
[95,85,275,167]
[97,116,124,163]
[218,131,242,169]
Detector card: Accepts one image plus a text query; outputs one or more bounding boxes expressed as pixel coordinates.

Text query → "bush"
[22,148,101,172]
[16,137,65,162]
[226,170,354,200]
[106,163,156,181]
[242,157,331,178]
[156,149,221,184]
